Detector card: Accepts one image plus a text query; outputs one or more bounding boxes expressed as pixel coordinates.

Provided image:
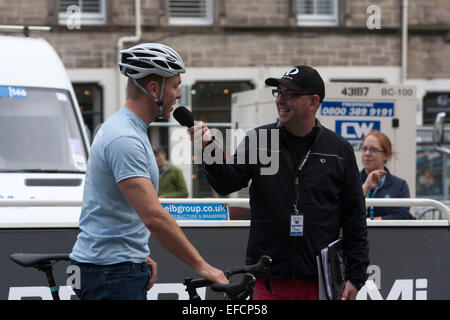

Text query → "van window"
[0,87,87,173]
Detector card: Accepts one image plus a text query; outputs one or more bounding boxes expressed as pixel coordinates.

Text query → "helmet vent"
[121,53,132,62]
[168,62,182,70]
[151,48,165,54]
[154,60,169,69]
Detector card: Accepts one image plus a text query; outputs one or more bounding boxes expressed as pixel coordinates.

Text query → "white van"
[0,35,89,226]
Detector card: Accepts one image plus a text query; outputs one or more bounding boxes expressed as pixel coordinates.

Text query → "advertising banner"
[162,203,229,220]
[1,224,449,300]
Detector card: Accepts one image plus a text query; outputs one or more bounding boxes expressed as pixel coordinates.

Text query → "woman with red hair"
[360,131,414,220]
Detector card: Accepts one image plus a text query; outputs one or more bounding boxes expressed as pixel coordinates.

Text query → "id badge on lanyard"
[290,203,304,237]
[290,150,310,237]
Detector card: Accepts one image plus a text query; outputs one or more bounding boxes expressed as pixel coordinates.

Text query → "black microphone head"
[173,106,194,127]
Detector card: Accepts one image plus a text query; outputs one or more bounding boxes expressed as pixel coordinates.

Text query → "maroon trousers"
[253,278,319,300]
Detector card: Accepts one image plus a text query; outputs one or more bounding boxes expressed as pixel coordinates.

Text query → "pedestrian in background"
[153,146,188,198]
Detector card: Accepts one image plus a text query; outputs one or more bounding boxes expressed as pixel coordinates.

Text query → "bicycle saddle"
[10,253,70,268]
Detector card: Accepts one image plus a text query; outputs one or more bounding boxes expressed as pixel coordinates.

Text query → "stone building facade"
[0,0,448,77]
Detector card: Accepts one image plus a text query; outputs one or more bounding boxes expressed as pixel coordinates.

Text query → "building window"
[58,0,106,26]
[416,148,444,201]
[73,83,103,142]
[422,92,450,125]
[169,0,213,25]
[297,0,338,26]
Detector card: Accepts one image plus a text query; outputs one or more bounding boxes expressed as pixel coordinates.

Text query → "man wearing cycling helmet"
[189,66,369,300]
[70,43,228,300]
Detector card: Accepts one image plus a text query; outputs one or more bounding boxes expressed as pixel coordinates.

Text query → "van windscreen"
[0,87,87,173]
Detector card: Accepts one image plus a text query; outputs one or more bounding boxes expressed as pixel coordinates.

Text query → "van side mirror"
[432,112,446,146]
[432,112,450,156]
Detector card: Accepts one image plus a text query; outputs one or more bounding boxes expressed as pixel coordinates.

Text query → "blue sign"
[321,101,394,117]
[336,120,381,141]
[162,203,229,220]
[0,86,28,99]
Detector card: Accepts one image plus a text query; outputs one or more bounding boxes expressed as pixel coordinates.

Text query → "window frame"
[58,0,106,26]
[169,0,214,26]
[297,0,339,27]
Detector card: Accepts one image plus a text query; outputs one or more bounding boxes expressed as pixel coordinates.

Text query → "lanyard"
[367,175,386,219]
[294,150,311,215]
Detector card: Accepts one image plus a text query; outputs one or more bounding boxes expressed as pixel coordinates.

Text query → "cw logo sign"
[336,120,381,141]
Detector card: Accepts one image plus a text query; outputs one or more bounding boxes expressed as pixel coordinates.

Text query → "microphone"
[173,106,194,128]
[173,106,222,151]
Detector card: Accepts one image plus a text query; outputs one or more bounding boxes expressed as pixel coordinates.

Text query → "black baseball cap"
[265,65,325,102]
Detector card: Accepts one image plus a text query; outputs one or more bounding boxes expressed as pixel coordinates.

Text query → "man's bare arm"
[118,177,228,284]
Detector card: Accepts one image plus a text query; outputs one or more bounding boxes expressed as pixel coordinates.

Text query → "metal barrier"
[0,197,449,220]
[366,198,450,220]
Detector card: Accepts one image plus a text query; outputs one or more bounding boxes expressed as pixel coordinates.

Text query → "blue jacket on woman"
[360,167,414,219]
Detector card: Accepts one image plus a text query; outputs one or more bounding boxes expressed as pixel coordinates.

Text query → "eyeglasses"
[361,146,385,154]
[272,89,311,100]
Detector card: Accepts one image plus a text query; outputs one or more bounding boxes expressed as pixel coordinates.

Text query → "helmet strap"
[157,77,166,120]
[132,77,167,120]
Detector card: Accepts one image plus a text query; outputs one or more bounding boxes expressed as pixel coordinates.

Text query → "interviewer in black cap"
[265,65,325,136]
[189,65,369,300]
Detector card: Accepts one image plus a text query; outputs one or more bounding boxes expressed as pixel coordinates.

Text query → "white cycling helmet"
[119,43,186,79]
[118,43,186,119]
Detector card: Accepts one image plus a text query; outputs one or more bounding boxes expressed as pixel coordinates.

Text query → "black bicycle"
[10,252,272,301]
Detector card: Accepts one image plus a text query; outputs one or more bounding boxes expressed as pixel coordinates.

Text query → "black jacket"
[204,120,369,289]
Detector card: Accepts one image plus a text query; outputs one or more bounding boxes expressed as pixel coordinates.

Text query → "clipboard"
[316,238,346,300]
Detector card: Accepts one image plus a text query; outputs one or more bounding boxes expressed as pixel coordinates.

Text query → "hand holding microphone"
[173,106,219,150]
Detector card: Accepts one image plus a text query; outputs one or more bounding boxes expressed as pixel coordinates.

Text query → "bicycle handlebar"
[183,255,272,300]
[224,255,272,278]
[225,255,273,296]
[210,273,255,300]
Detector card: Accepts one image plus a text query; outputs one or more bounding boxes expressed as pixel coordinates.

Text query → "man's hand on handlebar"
[195,262,230,286]
[184,255,272,300]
